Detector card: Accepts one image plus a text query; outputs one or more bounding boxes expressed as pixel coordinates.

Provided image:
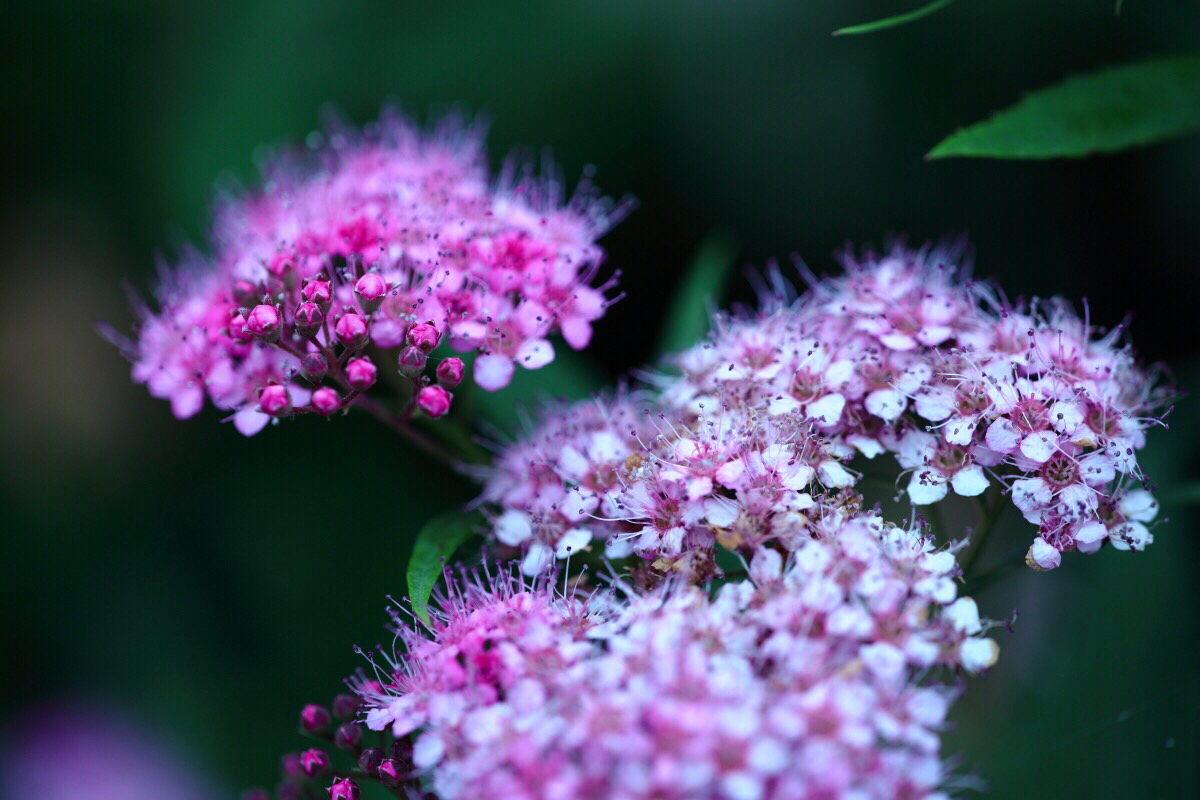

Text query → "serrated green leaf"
[406,511,480,624]
[928,54,1200,159]
[833,0,957,36]
[655,233,737,358]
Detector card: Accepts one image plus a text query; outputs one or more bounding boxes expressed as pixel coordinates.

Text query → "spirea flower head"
[356,513,996,800]
[114,108,629,434]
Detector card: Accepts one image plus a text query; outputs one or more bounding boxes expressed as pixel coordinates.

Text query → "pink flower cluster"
[481,244,1166,571]
[118,109,626,434]
[357,513,997,800]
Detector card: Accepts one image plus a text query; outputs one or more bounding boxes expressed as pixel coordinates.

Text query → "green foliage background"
[0,1,1196,797]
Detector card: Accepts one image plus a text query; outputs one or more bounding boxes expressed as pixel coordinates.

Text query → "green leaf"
[833,0,958,36]
[928,54,1200,159]
[406,511,480,624]
[655,233,737,358]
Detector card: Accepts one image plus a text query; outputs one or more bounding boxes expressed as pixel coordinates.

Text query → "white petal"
[865,388,906,421]
[806,393,845,426]
[944,416,977,446]
[1109,521,1153,551]
[768,396,801,416]
[960,638,999,673]
[474,354,515,391]
[944,597,982,634]
[1117,489,1158,523]
[704,496,739,527]
[1027,537,1061,570]
[520,541,553,574]
[1074,521,1108,554]
[951,465,989,497]
[233,407,270,436]
[555,528,591,559]
[494,510,533,546]
[1020,431,1057,463]
[907,469,948,505]
[984,418,1020,453]
[515,338,555,370]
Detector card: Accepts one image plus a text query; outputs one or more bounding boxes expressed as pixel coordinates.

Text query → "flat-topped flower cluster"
[356,509,997,800]
[118,109,626,434]
[482,244,1167,573]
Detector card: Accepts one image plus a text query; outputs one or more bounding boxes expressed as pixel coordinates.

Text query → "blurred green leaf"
[834,0,958,36]
[928,54,1200,159]
[655,233,737,358]
[406,511,480,624]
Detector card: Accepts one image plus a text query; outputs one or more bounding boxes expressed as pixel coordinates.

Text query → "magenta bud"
[302,278,333,311]
[228,312,253,344]
[233,279,259,307]
[294,302,325,337]
[345,357,377,391]
[300,704,331,734]
[259,384,291,417]
[334,722,363,753]
[300,748,330,778]
[311,387,340,417]
[436,357,464,388]
[280,752,306,781]
[246,304,282,343]
[332,693,360,720]
[354,273,388,313]
[397,346,427,377]
[377,758,403,789]
[300,353,328,384]
[416,385,452,418]
[276,784,305,800]
[406,322,441,353]
[327,778,361,800]
[334,312,369,349]
[357,747,384,776]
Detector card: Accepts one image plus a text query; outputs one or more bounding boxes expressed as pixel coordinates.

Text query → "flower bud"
[233,279,259,307]
[300,748,331,778]
[246,304,281,343]
[300,703,331,734]
[228,312,253,344]
[331,693,360,720]
[302,278,333,311]
[345,357,377,391]
[259,384,291,417]
[398,346,427,377]
[334,312,369,349]
[416,385,452,418]
[327,778,361,800]
[406,322,441,353]
[354,273,388,314]
[436,357,464,388]
[280,752,306,782]
[311,387,340,417]
[377,758,403,789]
[294,302,324,338]
[276,784,306,800]
[334,722,363,753]
[357,747,384,776]
[300,353,328,384]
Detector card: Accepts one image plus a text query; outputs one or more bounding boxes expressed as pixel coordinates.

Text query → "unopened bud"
[334,722,363,753]
[259,384,291,417]
[246,304,282,343]
[311,387,340,417]
[334,312,369,349]
[357,747,384,776]
[416,385,452,418]
[345,357,377,391]
[331,693,360,720]
[327,778,361,800]
[302,278,333,311]
[398,346,427,377]
[377,758,403,789]
[300,703,332,734]
[276,784,305,800]
[300,748,330,778]
[436,357,464,388]
[300,353,328,384]
[280,752,306,782]
[294,302,324,337]
[228,312,253,344]
[354,273,388,313]
[406,322,441,353]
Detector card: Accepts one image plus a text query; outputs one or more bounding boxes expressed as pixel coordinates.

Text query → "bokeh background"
[2,1,1197,797]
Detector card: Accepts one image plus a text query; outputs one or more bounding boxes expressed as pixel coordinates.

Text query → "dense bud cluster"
[115,108,627,435]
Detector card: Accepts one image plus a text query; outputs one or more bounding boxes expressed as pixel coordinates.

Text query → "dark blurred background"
[1,1,1197,797]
